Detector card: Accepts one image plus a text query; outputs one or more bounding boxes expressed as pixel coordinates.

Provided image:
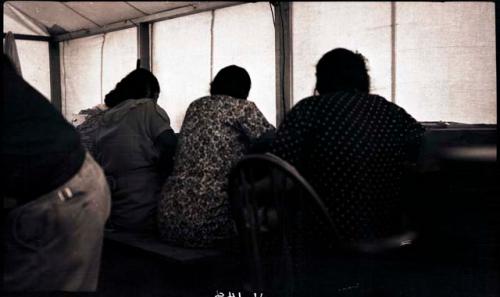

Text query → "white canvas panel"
[60,34,103,120]
[152,12,212,132]
[16,40,51,100]
[396,2,496,124]
[292,2,392,104]
[102,27,138,99]
[213,3,276,126]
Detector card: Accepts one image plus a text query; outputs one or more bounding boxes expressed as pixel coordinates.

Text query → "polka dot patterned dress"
[271,91,425,242]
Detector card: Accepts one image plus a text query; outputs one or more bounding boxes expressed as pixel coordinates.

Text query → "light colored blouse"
[95,98,171,232]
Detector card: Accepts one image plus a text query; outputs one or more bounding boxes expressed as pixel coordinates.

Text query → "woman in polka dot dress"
[271,48,425,243]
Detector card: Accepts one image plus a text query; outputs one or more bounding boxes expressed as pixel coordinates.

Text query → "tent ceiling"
[5,1,201,35]
[127,1,192,15]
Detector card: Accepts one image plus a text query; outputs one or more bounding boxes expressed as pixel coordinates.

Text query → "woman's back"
[159,95,275,247]
[173,96,267,180]
[96,99,169,174]
[271,91,425,241]
[96,98,171,232]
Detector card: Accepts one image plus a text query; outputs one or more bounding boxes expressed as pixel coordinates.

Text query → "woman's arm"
[238,101,276,153]
[144,101,177,179]
[247,129,276,154]
[154,129,177,179]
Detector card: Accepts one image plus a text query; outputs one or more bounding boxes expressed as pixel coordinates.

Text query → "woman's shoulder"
[209,94,250,105]
[104,99,170,123]
[295,95,318,107]
[188,95,251,112]
[182,96,212,114]
[137,99,171,123]
[286,95,319,116]
[108,98,150,113]
[364,93,408,114]
[192,95,212,105]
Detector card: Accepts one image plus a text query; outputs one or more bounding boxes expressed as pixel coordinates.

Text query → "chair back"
[229,153,419,296]
[228,153,341,295]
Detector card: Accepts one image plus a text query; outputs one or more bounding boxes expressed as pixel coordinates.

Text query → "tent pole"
[137,23,151,71]
[49,40,63,111]
[274,2,293,126]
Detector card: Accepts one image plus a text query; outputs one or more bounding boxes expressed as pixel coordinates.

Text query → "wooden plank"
[104,230,225,264]
[2,33,51,42]
[274,2,293,126]
[49,40,62,111]
[54,2,244,42]
[137,23,151,70]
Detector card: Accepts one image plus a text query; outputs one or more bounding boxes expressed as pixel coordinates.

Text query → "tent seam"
[100,34,107,103]
[210,10,215,82]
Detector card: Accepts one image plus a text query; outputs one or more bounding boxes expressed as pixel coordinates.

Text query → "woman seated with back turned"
[158,65,275,248]
[95,68,177,233]
[271,48,425,243]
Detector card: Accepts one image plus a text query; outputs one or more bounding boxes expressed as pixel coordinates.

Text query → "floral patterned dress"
[158,95,275,247]
[75,105,108,158]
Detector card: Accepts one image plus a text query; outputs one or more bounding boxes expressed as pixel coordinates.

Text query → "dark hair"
[315,48,370,95]
[104,68,160,108]
[210,65,251,100]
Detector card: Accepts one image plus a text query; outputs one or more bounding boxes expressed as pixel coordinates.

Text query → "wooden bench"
[104,230,228,265]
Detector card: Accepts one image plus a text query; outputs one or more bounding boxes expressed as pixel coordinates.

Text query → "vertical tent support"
[3,33,60,109]
[274,2,293,126]
[390,2,397,103]
[49,39,63,111]
[496,2,499,113]
[137,22,151,70]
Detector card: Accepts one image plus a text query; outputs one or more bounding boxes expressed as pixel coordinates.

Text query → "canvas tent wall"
[4,2,51,100]
[2,1,497,129]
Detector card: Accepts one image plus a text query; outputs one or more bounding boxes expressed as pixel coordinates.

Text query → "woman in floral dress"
[158,65,275,247]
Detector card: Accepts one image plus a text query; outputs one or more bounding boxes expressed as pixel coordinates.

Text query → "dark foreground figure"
[2,55,111,291]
